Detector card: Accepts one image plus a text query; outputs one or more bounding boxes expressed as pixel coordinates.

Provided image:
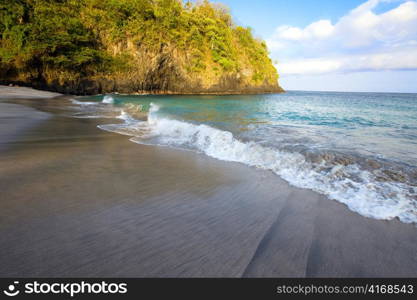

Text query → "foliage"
[0,0,278,83]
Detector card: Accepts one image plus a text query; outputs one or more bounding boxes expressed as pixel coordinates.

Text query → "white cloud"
[279,58,341,75]
[268,0,417,76]
[273,19,334,43]
[279,48,417,75]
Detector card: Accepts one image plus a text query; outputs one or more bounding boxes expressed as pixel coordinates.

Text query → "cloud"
[279,47,417,74]
[273,19,334,43]
[268,0,417,76]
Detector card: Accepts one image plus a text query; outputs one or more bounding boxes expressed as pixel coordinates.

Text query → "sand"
[0,86,416,277]
[0,85,62,99]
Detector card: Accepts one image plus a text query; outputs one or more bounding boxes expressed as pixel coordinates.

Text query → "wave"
[98,103,417,224]
[70,99,98,106]
[102,95,114,104]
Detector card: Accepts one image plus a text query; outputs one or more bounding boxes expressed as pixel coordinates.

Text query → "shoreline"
[0,85,416,277]
[0,85,63,99]
[1,83,284,97]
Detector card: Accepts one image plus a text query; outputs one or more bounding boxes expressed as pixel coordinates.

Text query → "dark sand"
[0,86,416,277]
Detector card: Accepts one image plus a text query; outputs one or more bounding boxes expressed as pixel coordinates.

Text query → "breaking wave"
[102,95,115,104]
[70,99,98,106]
[98,103,417,224]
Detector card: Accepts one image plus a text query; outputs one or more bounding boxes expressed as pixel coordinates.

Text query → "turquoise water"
[73,91,417,223]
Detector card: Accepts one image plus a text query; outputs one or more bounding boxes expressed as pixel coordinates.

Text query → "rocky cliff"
[0,0,283,95]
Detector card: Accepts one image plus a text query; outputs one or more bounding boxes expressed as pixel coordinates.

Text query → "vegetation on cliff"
[0,0,282,94]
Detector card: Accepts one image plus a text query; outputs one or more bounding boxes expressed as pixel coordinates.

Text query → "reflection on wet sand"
[0,96,417,277]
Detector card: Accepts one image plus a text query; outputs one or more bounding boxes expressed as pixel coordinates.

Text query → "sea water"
[71,91,417,224]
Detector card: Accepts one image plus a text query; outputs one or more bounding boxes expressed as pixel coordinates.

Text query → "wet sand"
[0,86,416,277]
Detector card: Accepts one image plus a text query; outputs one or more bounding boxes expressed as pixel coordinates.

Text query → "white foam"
[98,103,417,224]
[117,110,137,123]
[72,115,102,119]
[70,99,98,105]
[102,95,115,104]
[149,103,160,114]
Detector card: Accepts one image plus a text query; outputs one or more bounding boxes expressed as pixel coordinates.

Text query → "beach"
[0,85,416,277]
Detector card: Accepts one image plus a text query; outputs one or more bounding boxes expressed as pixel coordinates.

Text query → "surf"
[97,102,417,224]
[102,95,115,104]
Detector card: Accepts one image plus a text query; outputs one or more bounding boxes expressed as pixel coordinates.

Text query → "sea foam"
[97,103,417,224]
[102,95,115,104]
[70,99,98,105]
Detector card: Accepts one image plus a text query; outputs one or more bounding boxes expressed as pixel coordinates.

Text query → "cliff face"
[0,0,283,95]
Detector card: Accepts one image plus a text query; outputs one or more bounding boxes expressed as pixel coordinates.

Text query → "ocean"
[71,91,417,224]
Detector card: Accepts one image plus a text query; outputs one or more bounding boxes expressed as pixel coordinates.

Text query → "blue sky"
[217,0,364,36]
[214,0,417,92]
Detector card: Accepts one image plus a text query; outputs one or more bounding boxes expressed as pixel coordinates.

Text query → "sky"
[215,0,417,92]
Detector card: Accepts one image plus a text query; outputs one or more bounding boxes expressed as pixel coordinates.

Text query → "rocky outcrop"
[0,0,283,95]
[1,43,283,95]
